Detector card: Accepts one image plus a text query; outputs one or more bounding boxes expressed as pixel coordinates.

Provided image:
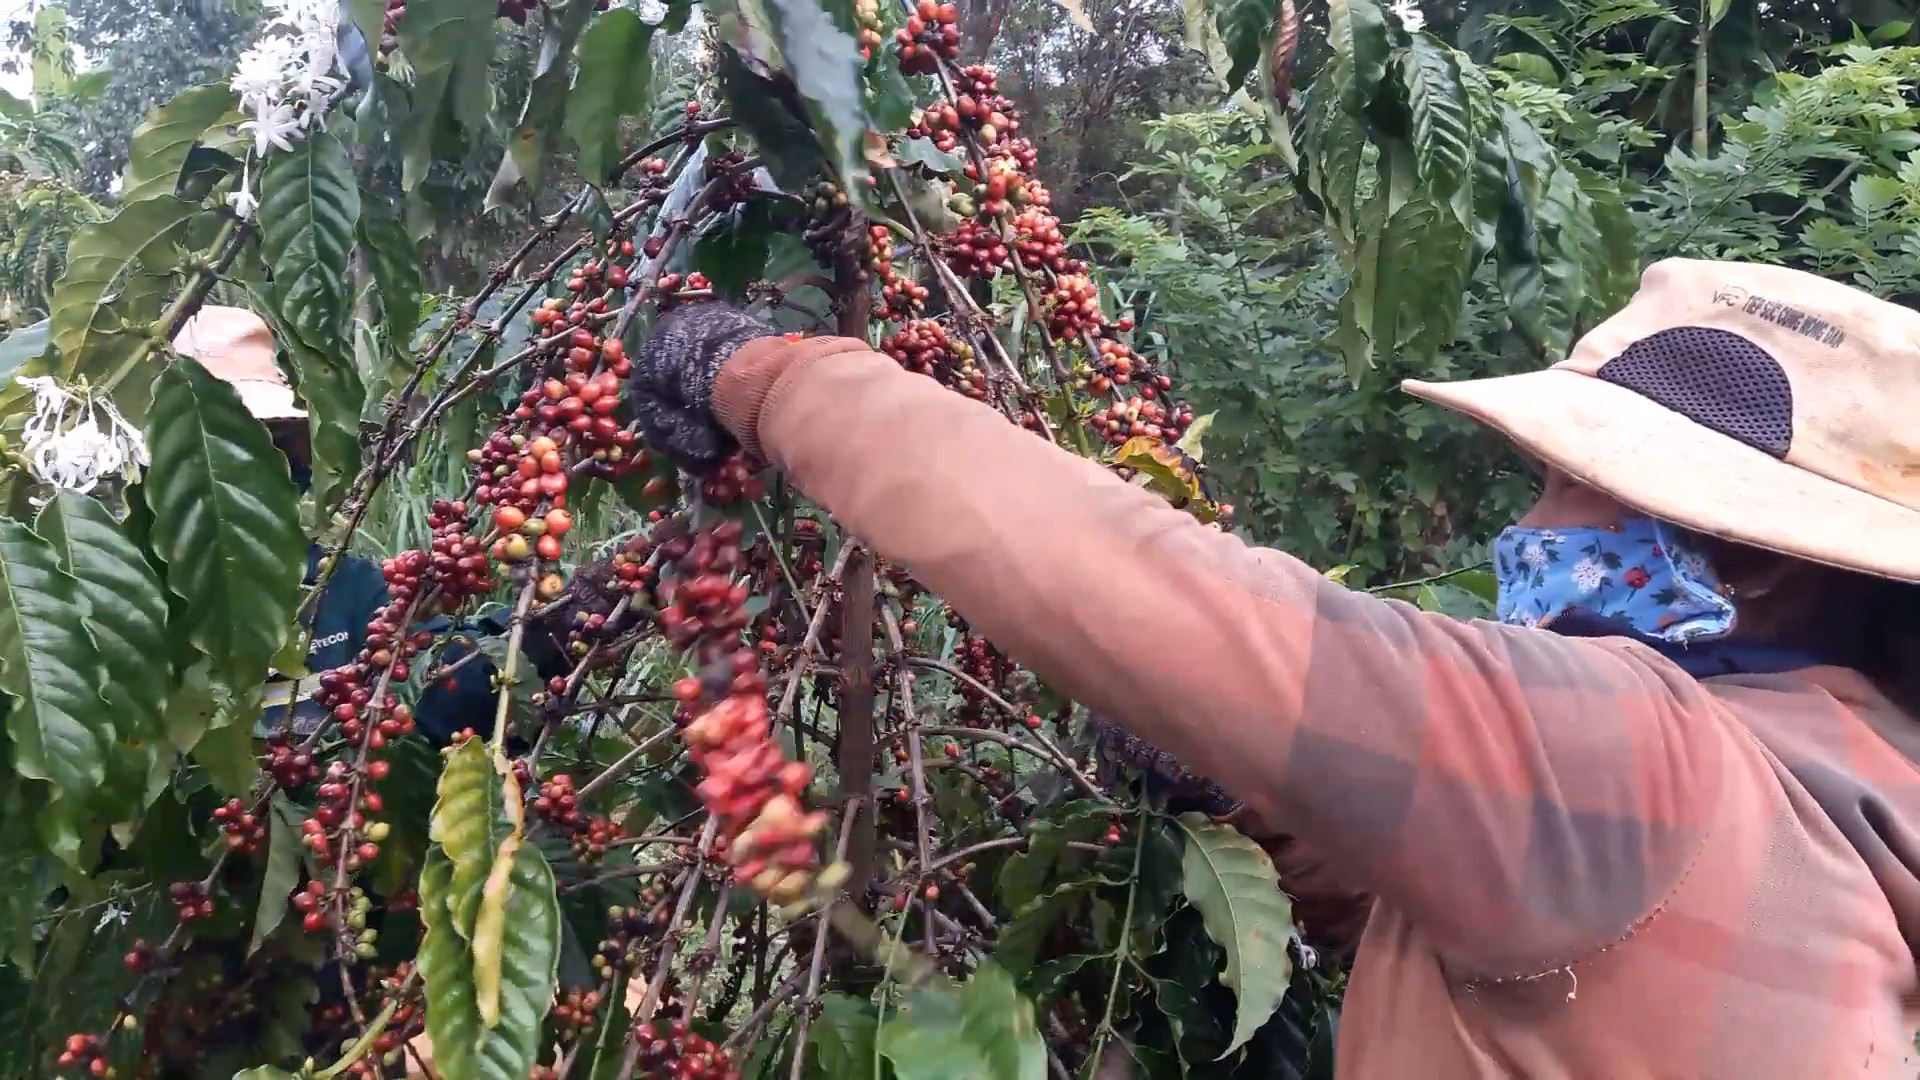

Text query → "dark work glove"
[628,303,782,471]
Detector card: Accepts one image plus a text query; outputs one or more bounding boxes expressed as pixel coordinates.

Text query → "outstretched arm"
[708,333,1740,980]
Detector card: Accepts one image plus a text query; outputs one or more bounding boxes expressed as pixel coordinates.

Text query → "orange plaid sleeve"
[716,337,1742,980]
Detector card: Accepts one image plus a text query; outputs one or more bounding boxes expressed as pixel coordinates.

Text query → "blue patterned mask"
[1492,517,1735,643]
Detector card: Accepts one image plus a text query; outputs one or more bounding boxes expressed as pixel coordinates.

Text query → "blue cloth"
[1493,517,1736,644]
[1544,609,1825,679]
[258,547,504,745]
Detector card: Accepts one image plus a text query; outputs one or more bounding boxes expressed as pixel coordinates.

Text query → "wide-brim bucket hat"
[171,305,308,421]
[1404,257,1920,584]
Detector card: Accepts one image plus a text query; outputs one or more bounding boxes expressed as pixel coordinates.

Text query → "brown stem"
[787,797,866,1080]
[879,606,937,953]
[835,554,879,901]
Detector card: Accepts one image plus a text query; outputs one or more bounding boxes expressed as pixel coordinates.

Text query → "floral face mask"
[1492,516,1736,643]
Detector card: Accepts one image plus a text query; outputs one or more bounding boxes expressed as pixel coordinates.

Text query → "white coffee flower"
[637,0,668,24]
[1390,0,1425,31]
[228,0,347,160]
[94,902,131,933]
[17,377,149,495]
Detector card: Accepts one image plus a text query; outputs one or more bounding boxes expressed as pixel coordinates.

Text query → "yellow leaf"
[470,830,522,1029]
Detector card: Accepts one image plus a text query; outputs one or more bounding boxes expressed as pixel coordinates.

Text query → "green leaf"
[762,0,870,186]
[287,335,368,519]
[163,656,219,754]
[997,800,1110,912]
[0,522,109,864]
[1705,0,1730,29]
[1571,163,1638,314]
[397,0,501,188]
[248,794,305,955]
[876,962,1045,1080]
[693,202,775,299]
[195,690,262,795]
[568,10,656,183]
[120,85,242,205]
[34,492,170,824]
[418,843,561,1079]
[1375,193,1473,359]
[1326,0,1389,114]
[43,196,202,419]
[232,1068,298,1079]
[1868,19,1912,43]
[995,879,1098,979]
[260,132,362,352]
[1174,813,1293,1058]
[1399,37,1472,219]
[430,738,519,938]
[1213,0,1280,90]
[144,357,307,693]
[896,137,966,175]
[0,320,48,381]
[490,0,599,205]
[808,993,878,1080]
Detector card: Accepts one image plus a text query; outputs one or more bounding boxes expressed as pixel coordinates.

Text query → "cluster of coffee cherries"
[423,498,492,608]
[527,771,627,863]
[212,797,267,854]
[55,1033,109,1077]
[867,224,928,321]
[893,0,960,75]
[852,0,883,56]
[548,986,605,1045]
[654,270,714,311]
[642,517,831,903]
[944,218,1010,279]
[263,730,321,789]
[489,470,576,569]
[705,149,763,211]
[697,453,763,505]
[941,74,1019,147]
[591,898,669,978]
[566,250,637,296]
[122,938,156,975]
[167,881,214,923]
[801,180,861,271]
[1088,393,1194,446]
[297,884,380,959]
[1045,274,1102,338]
[880,318,982,396]
[629,1008,739,1080]
[305,964,424,1076]
[1011,206,1079,274]
[298,755,392,872]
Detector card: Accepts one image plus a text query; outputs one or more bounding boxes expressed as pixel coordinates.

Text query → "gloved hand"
[628,303,782,471]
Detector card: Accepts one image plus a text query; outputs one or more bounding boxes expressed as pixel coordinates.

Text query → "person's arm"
[711,335,1740,980]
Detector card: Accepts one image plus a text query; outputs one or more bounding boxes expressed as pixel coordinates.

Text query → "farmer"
[171,307,508,745]
[626,258,1920,1077]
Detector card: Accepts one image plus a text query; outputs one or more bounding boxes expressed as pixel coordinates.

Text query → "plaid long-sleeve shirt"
[713,336,1920,1078]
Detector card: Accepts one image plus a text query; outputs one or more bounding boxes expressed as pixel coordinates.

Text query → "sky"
[1,0,38,100]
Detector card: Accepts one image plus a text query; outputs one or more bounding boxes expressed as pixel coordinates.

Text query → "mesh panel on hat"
[1596,326,1794,457]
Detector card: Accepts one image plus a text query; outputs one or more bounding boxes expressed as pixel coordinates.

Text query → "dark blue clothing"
[1547,610,1825,678]
[257,547,504,745]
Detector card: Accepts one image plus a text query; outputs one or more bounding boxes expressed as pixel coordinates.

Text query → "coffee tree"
[0,0,1603,1076]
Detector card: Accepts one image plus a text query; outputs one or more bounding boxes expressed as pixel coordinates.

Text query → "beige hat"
[1405,257,1920,584]
[170,306,307,421]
